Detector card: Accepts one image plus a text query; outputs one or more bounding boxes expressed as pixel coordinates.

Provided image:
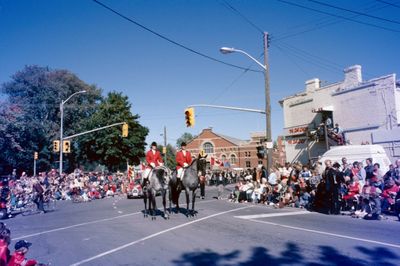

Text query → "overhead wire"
[277,0,400,33]
[308,0,400,25]
[91,0,262,73]
[376,0,400,9]
[217,0,264,34]
[273,0,390,40]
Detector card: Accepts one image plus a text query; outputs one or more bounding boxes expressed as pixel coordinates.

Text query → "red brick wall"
[186,128,267,170]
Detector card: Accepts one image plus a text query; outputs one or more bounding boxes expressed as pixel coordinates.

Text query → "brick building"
[186,128,286,170]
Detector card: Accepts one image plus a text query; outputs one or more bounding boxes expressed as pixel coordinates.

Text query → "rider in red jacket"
[176,142,192,179]
[142,142,164,183]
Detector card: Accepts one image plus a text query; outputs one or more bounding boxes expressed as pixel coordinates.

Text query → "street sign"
[266,142,273,149]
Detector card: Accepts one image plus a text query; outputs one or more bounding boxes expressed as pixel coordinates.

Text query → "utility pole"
[264,32,272,173]
[59,103,64,175]
[164,126,167,164]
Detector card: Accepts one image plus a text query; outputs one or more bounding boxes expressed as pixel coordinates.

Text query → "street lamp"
[220,32,272,173]
[59,90,86,175]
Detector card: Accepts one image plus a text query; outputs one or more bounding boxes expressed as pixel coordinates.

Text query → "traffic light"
[122,123,128,137]
[63,140,71,153]
[162,146,167,154]
[184,107,195,127]
[256,146,265,159]
[34,152,38,160]
[199,149,205,157]
[53,140,60,152]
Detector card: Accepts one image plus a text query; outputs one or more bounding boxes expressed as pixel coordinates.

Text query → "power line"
[273,0,382,40]
[91,0,262,73]
[277,0,400,33]
[309,0,400,25]
[376,0,400,9]
[218,0,264,34]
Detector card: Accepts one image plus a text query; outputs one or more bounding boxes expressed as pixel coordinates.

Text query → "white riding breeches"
[177,168,185,179]
[143,168,152,180]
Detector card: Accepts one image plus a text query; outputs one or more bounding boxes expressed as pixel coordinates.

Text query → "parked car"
[127,178,143,199]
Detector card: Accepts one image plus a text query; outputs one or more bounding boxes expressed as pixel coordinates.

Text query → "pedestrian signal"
[34,152,38,160]
[122,123,128,137]
[53,140,60,152]
[63,140,71,153]
[184,107,195,127]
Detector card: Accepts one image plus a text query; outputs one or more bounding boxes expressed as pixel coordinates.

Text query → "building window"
[246,161,251,168]
[230,154,236,164]
[203,142,214,154]
[258,160,263,165]
[248,152,251,157]
[221,154,227,161]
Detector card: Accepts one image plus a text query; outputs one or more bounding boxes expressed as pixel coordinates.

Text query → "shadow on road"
[171,242,399,266]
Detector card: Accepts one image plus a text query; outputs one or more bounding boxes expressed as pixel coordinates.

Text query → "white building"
[280,65,400,164]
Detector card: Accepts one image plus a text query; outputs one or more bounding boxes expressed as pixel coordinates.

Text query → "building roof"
[216,133,248,146]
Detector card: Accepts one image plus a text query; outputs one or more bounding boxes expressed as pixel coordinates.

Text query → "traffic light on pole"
[53,140,60,152]
[63,140,71,153]
[184,107,195,127]
[122,123,128,137]
[34,152,38,160]
[256,146,265,159]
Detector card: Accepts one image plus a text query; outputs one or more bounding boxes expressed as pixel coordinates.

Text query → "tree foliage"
[77,92,148,172]
[157,144,177,170]
[176,132,196,147]
[0,65,148,174]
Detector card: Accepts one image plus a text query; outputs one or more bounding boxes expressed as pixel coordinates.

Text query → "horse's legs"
[185,187,191,216]
[151,189,157,220]
[162,189,169,219]
[168,187,172,214]
[191,189,197,216]
[143,189,148,218]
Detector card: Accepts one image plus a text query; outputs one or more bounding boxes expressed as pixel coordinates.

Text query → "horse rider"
[142,142,164,186]
[176,142,192,180]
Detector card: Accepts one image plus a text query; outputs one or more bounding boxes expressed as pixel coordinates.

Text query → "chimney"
[343,65,362,88]
[305,78,320,93]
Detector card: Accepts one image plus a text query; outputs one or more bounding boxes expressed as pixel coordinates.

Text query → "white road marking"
[70,205,252,266]
[235,210,309,220]
[12,211,142,241]
[246,219,400,249]
[12,198,216,241]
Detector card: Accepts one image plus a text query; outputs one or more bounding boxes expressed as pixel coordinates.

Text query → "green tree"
[157,144,177,169]
[0,65,102,174]
[77,92,148,172]
[176,132,196,147]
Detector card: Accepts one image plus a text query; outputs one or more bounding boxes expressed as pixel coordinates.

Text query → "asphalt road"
[5,185,400,266]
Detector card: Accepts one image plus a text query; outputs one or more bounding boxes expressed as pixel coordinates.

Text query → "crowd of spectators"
[228,158,400,220]
[1,169,128,217]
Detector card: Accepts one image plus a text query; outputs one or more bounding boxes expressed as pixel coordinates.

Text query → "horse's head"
[154,166,172,185]
[196,153,208,177]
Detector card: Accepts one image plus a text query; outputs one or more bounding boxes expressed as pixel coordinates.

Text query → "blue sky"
[1,0,399,147]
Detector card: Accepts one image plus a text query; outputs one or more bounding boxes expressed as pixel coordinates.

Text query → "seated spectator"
[343,176,361,211]
[356,180,382,220]
[381,177,399,213]
[300,166,311,181]
[8,240,37,266]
